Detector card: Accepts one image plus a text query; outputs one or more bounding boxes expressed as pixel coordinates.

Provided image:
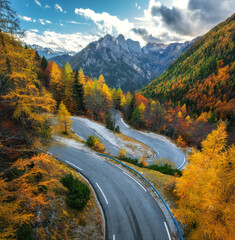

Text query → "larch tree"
[57,102,72,134]
[174,122,235,240]
[48,61,64,106]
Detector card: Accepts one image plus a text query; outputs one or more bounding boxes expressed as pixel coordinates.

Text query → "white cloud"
[55,3,66,13]
[172,0,189,9]
[39,19,45,25]
[19,15,33,22]
[45,5,50,9]
[30,29,39,32]
[34,0,41,7]
[74,8,140,42]
[67,20,88,25]
[135,2,141,10]
[22,30,99,52]
[39,19,52,25]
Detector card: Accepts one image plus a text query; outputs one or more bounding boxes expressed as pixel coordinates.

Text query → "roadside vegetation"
[117,149,182,176]
[0,154,103,240]
[86,136,106,153]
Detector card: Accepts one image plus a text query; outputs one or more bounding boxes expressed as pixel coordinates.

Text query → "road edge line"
[98,153,184,240]
[50,153,106,240]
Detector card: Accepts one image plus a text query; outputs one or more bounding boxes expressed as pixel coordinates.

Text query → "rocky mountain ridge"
[51,34,199,91]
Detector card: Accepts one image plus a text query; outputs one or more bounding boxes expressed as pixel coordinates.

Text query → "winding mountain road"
[72,111,186,169]
[50,144,172,240]
[71,117,120,156]
[111,110,186,169]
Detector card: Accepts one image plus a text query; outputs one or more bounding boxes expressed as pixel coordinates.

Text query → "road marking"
[76,133,86,141]
[96,183,108,204]
[121,118,129,128]
[154,148,160,155]
[95,155,104,162]
[65,161,83,171]
[123,172,147,192]
[113,234,115,240]
[164,222,172,240]
[178,157,186,170]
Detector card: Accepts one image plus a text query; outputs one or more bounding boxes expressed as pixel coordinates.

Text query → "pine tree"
[0,0,22,35]
[41,56,47,71]
[131,107,143,129]
[74,71,85,113]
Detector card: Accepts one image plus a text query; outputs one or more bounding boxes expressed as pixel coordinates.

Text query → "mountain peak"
[117,34,125,41]
[102,34,115,41]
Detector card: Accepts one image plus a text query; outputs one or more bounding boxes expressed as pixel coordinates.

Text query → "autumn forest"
[0,1,234,240]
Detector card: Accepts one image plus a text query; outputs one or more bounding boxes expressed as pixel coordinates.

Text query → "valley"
[0,1,234,240]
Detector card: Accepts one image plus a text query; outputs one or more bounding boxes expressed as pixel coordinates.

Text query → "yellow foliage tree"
[57,102,72,134]
[174,122,235,240]
[0,154,57,239]
[118,148,127,159]
[49,61,64,105]
[139,102,146,114]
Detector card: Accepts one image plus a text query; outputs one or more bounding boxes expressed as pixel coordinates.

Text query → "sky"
[11,0,235,52]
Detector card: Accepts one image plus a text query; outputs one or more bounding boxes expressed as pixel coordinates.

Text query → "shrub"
[140,156,148,167]
[115,125,120,132]
[86,135,105,153]
[61,174,90,211]
[118,148,127,159]
[148,164,182,176]
[105,113,115,131]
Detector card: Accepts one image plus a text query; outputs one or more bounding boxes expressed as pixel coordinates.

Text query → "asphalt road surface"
[71,117,120,157]
[50,144,172,240]
[111,110,186,169]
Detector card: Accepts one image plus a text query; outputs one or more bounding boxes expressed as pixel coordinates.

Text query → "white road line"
[154,148,160,155]
[65,161,83,171]
[178,157,186,170]
[95,156,104,162]
[76,133,86,141]
[121,118,129,128]
[123,172,147,192]
[164,222,172,240]
[113,234,115,240]
[96,183,108,204]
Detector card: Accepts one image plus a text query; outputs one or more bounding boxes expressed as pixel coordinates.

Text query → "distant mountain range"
[44,35,198,91]
[30,44,76,59]
[71,35,198,91]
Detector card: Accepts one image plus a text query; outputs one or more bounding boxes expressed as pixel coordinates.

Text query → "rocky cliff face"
[52,34,198,91]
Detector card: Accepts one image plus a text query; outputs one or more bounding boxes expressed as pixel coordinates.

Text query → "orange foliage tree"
[174,122,235,240]
[0,154,57,239]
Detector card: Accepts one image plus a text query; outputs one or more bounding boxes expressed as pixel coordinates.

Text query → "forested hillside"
[141,14,235,136]
[0,32,56,169]
[0,31,103,240]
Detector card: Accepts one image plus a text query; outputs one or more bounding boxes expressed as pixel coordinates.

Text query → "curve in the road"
[50,144,172,240]
[112,110,187,169]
